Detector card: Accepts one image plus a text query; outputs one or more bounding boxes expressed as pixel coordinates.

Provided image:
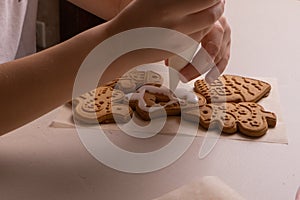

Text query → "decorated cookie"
[73,87,133,124]
[129,85,182,120]
[115,69,163,93]
[194,75,271,103]
[174,88,207,110]
[182,102,277,137]
[103,78,119,88]
[128,86,207,120]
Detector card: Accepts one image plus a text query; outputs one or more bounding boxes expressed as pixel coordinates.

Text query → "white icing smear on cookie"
[174,88,199,104]
[131,85,178,112]
[125,93,134,101]
[130,85,200,114]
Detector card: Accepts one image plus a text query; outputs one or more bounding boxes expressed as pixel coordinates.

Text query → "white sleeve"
[0,0,28,63]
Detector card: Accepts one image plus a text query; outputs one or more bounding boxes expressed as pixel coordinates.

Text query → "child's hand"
[106,0,225,65]
[180,16,231,83]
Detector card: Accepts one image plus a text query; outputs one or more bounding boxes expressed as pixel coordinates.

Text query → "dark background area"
[59,0,106,42]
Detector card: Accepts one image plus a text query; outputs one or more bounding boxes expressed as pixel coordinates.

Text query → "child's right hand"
[106,0,225,64]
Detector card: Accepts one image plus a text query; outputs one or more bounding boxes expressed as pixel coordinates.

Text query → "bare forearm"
[0,22,170,136]
[0,23,112,135]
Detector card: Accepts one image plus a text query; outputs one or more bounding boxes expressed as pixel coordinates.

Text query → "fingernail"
[205,67,221,84]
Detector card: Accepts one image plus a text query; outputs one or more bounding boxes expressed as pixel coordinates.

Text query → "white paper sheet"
[50,65,288,144]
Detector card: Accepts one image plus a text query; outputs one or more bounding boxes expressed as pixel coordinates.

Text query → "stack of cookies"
[73,71,277,138]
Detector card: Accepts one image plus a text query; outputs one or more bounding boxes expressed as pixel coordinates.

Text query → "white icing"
[174,88,199,104]
[131,85,178,112]
[125,93,134,100]
[167,44,199,71]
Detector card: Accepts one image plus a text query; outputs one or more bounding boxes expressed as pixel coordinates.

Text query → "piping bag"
[166,43,221,159]
[166,43,217,91]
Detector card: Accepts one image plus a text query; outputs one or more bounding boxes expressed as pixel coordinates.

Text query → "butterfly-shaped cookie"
[183,102,277,137]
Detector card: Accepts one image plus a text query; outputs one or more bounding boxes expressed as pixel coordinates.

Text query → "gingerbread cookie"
[73,87,133,124]
[103,78,119,88]
[182,102,277,137]
[194,75,271,103]
[128,86,207,120]
[129,85,182,120]
[115,69,163,93]
[174,88,207,110]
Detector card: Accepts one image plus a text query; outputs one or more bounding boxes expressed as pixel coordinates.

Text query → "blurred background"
[36,0,105,51]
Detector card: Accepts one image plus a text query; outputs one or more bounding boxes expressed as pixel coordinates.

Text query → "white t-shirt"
[0,0,38,64]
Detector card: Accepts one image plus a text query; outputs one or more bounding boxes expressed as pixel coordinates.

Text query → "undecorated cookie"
[73,87,133,124]
[182,102,277,137]
[194,75,271,103]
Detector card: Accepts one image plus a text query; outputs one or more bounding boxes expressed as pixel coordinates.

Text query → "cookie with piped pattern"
[128,85,207,121]
[73,86,133,124]
[194,75,271,103]
[129,85,181,120]
[115,69,163,93]
[182,102,277,137]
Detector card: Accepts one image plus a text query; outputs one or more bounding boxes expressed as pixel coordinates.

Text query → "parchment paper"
[50,65,287,144]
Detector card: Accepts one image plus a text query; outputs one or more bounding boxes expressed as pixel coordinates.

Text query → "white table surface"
[1,0,300,199]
